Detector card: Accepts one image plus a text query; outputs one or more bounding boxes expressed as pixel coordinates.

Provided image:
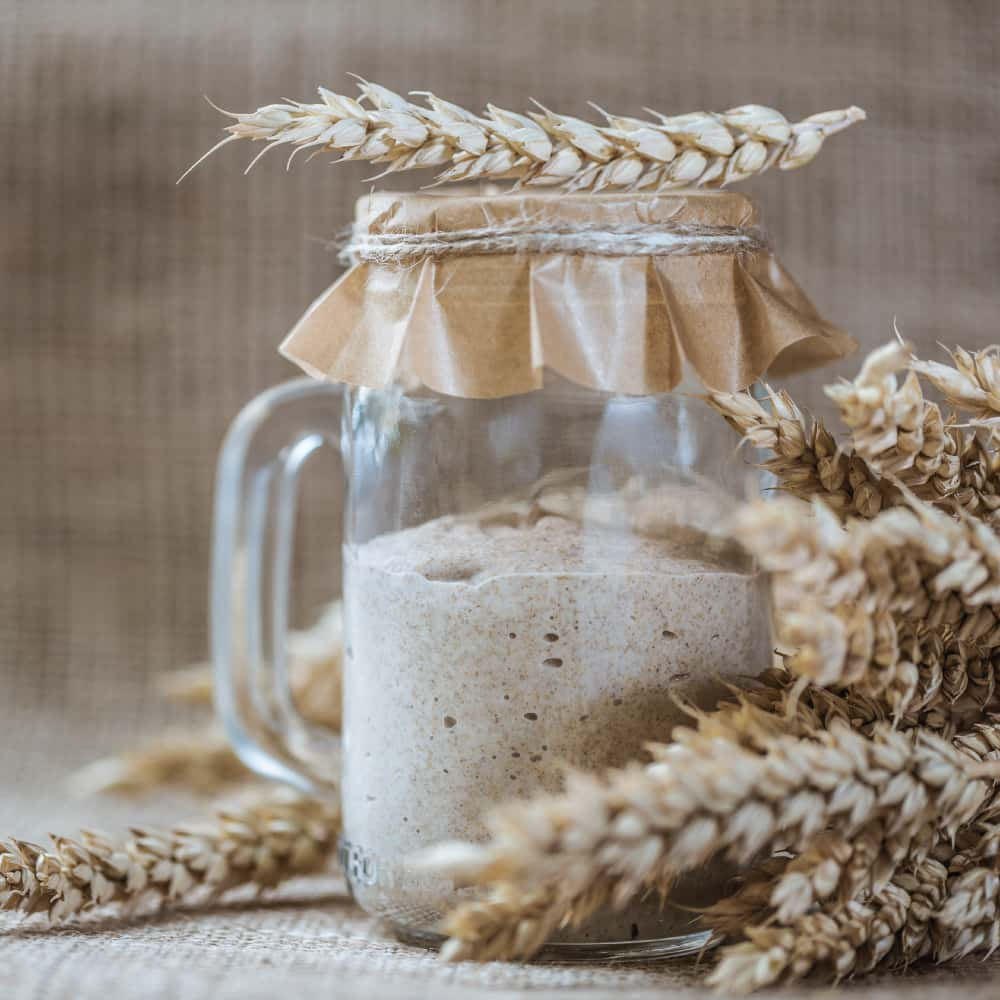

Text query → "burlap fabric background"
[4,1,1000,996]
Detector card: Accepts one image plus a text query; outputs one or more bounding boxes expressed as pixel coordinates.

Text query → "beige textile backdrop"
[3,2,1000,997]
[7,0,1000,731]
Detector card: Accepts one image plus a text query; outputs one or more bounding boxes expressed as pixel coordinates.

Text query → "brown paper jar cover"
[280,189,855,398]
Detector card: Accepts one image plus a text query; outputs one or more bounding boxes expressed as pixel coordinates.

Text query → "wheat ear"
[932,864,1000,961]
[825,341,1000,521]
[890,854,951,965]
[911,346,1000,427]
[710,349,1000,526]
[705,823,911,935]
[439,881,614,962]
[0,790,339,921]
[707,822,959,991]
[735,496,1000,701]
[825,342,949,480]
[182,80,865,192]
[706,869,925,993]
[706,387,888,518]
[741,648,997,740]
[430,718,992,961]
[892,829,1000,964]
[67,727,249,797]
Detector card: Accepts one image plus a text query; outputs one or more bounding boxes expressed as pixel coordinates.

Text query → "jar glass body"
[335,371,771,952]
[213,369,771,959]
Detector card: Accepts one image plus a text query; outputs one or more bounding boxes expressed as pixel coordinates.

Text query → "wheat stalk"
[825,342,940,477]
[706,387,888,518]
[181,79,865,192]
[67,726,249,797]
[709,341,1000,526]
[955,721,1000,774]
[924,827,1000,962]
[936,865,999,932]
[709,880,912,993]
[875,625,1000,729]
[709,846,954,991]
[740,667,891,732]
[707,825,906,933]
[776,611,1000,728]
[429,717,993,962]
[772,608,962,720]
[939,641,1000,718]
[911,346,1000,427]
[706,854,951,994]
[825,342,1000,521]
[742,648,997,739]
[710,356,1000,526]
[953,430,1000,521]
[439,881,613,962]
[0,790,339,921]
[438,884,563,962]
[890,854,951,965]
[931,859,1000,962]
[933,908,1000,962]
[706,830,956,990]
[734,495,1000,702]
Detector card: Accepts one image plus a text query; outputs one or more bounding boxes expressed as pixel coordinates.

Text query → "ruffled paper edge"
[280,251,854,398]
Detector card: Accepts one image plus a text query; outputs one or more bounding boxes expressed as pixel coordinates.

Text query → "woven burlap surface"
[5,0,1000,996]
[4,710,1000,1000]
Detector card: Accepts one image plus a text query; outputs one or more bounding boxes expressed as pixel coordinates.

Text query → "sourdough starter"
[341,504,771,943]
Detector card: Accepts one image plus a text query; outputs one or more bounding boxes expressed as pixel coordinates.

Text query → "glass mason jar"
[212,189,850,959]
[213,372,770,958]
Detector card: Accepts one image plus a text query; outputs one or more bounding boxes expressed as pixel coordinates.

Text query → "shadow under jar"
[212,188,853,960]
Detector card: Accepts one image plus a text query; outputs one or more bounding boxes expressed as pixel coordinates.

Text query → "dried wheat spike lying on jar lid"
[183,77,865,192]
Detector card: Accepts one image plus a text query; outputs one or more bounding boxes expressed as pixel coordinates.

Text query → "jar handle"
[211,377,343,800]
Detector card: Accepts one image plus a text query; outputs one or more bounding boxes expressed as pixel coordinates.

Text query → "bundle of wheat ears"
[181,78,864,190]
[7,340,1000,993]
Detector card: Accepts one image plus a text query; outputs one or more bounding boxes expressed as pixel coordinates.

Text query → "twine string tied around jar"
[340,219,767,265]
